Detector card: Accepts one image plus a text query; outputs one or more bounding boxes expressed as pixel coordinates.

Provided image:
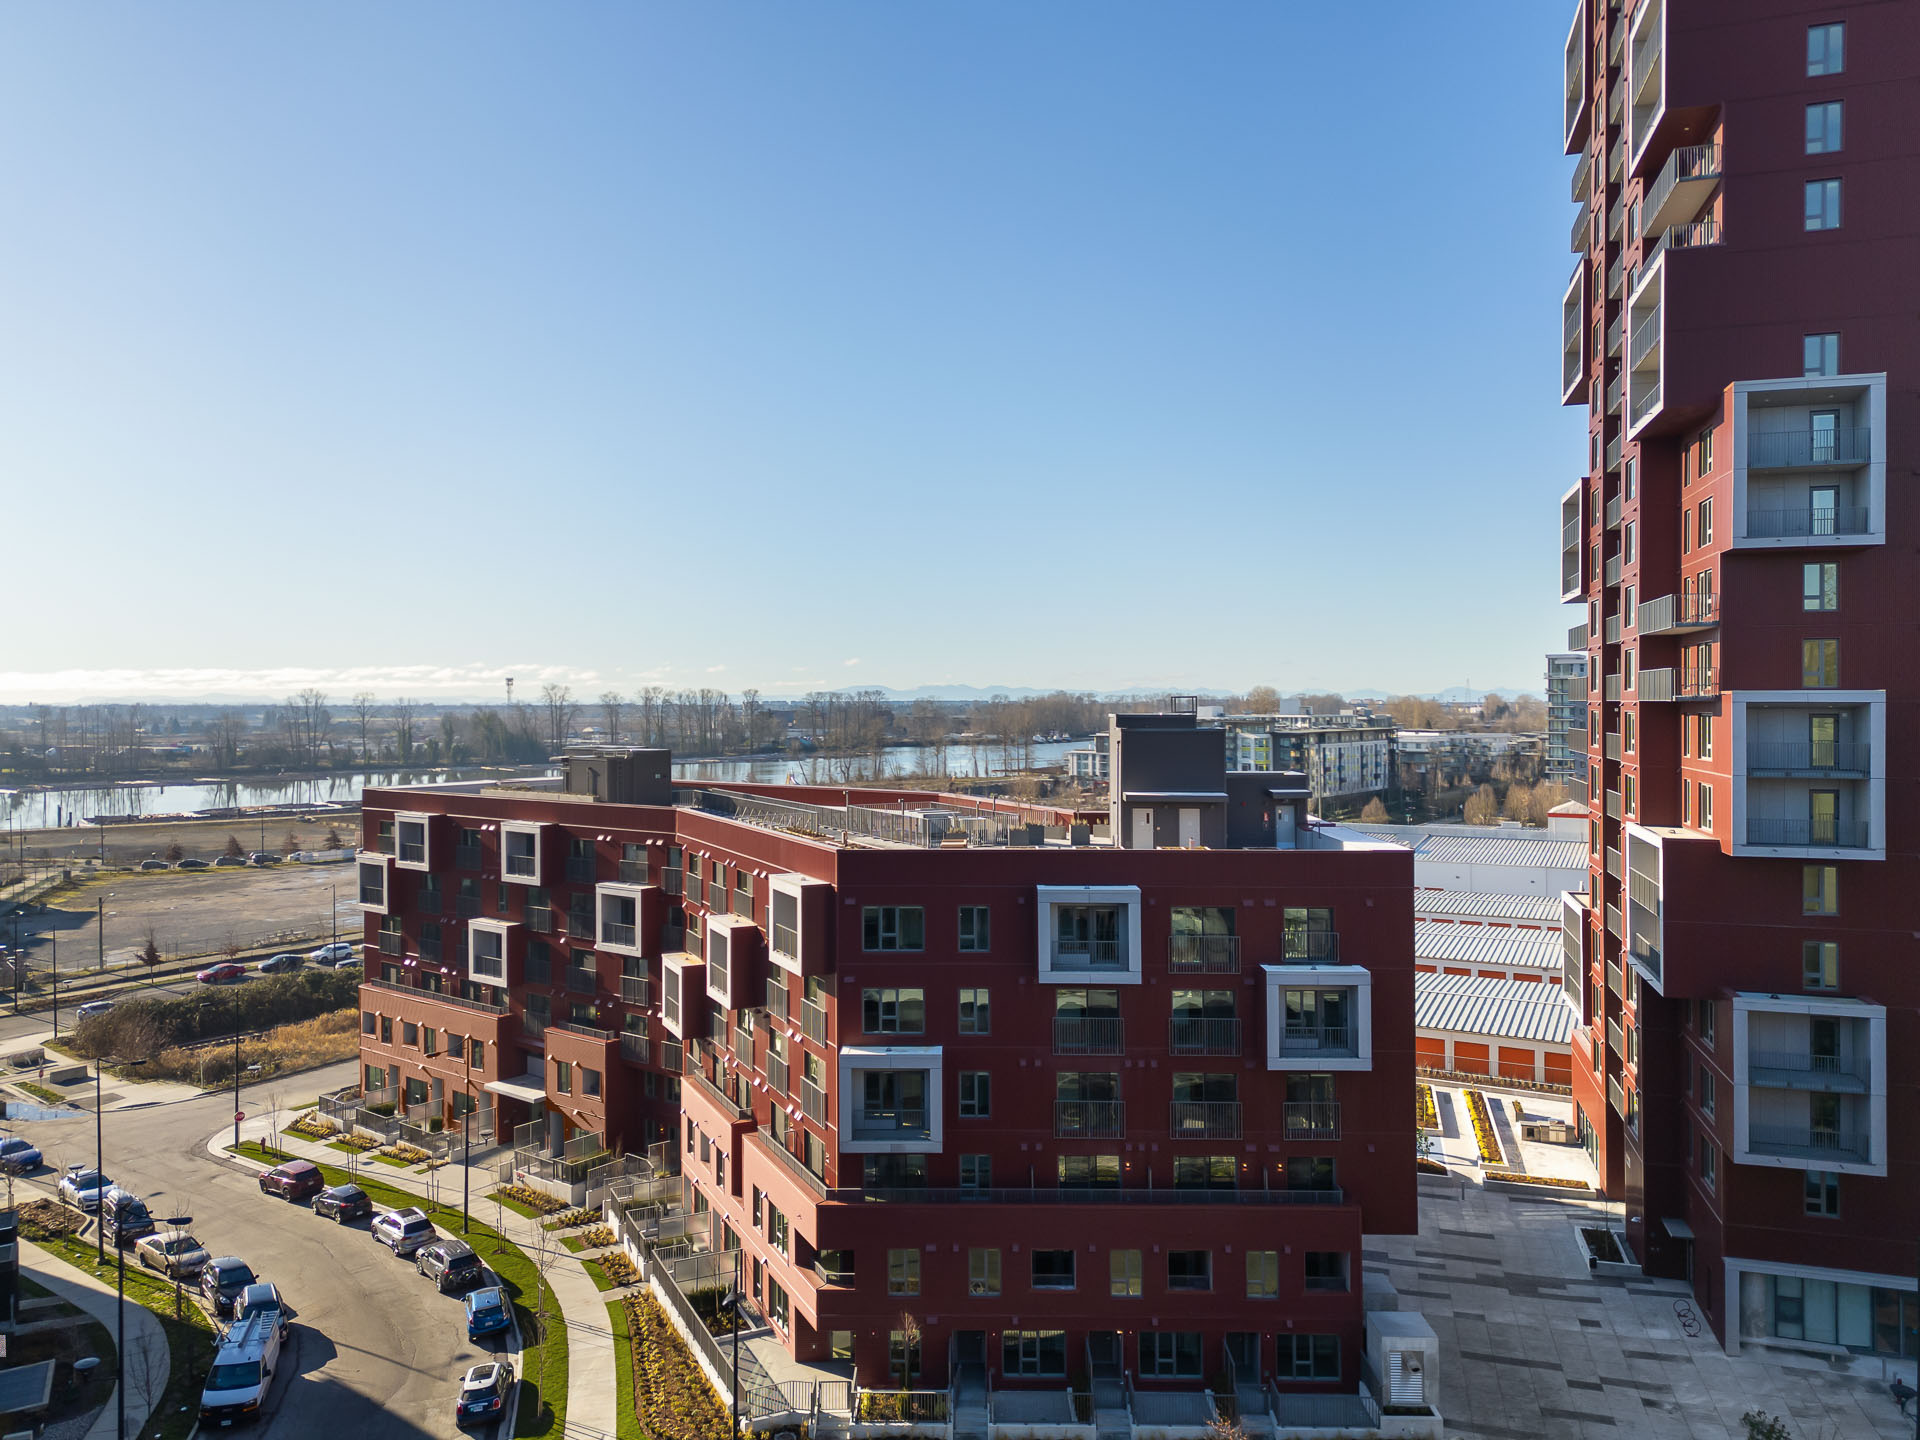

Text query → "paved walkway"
[1373,1171,1913,1439]
[19,1236,170,1440]
[212,1107,620,1440]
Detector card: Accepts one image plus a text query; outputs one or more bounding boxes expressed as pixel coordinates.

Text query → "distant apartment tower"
[1556,0,1916,1363]
[1544,653,1588,785]
[1223,714,1395,807]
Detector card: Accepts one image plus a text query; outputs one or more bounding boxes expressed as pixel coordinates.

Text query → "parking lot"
[9,1065,510,1440]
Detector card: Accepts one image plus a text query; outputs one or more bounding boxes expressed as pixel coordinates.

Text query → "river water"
[2,739,1086,828]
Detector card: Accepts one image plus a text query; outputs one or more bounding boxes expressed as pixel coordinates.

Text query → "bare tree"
[895,1310,922,1391]
[391,698,418,763]
[205,709,247,770]
[540,685,578,752]
[163,841,185,863]
[598,691,624,745]
[351,692,378,760]
[222,834,245,859]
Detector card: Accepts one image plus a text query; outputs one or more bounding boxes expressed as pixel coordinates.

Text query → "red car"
[259,1159,325,1201]
[195,963,245,984]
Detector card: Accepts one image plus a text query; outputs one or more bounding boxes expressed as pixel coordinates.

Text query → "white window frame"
[499,821,547,887]
[766,873,828,976]
[1035,885,1143,985]
[706,913,756,1008]
[355,854,392,915]
[468,919,514,987]
[1730,992,1886,1177]
[1262,963,1373,1072]
[837,1046,944,1155]
[594,882,649,958]
[661,953,704,1040]
[393,811,434,872]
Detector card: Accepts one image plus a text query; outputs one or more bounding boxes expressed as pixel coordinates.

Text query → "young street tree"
[223,834,245,859]
[140,929,164,983]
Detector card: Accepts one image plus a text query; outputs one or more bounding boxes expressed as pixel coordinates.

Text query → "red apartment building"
[1557,0,1917,1364]
[354,713,1415,1396]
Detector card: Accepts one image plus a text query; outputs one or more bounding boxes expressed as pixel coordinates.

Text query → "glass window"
[957,905,990,952]
[1167,1251,1211,1292]
[1140,1332,1203,1378]
[957,987,991,1034]
[1002,1330,1067,1377]
[862,906,925,951]
[861,988,926,1034]
[1806,101,1843,154]
[1110,1249,1142,1297]
[959,1154,991,1191]
[887,1249,919,1296]
[1058,1153,1121,1188]
[1804,333,1839,377]
[1803,941,1839,990]
[1246,1250,1279,1299]
[1697,499,1712,546]
[968,1248,1000,1297]
[1807,22,1845,76]
[1278,1335,1341,1381]
[1805,1171,1840,1218]
[958,1071,991,1118]
[1304,1252,1349,1293]
[1700,1134,1717,1190]
[1805,179,1842,231]
[1802,639,1840,688]
[1031,1250,1075,1290]
[887,1327,919,1376]
[1803,563,1839,611]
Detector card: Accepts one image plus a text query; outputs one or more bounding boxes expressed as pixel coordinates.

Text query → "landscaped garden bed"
[1415,1083,1438,1131]
[625,1292,730,1440]
[1461,1088,1505,1167]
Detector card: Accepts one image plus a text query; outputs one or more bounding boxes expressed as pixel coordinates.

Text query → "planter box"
[849,1424,951,1440]
[1378,1407,1445,1438]
[990,1424,1091,1440]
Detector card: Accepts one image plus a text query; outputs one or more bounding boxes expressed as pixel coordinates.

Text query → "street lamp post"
[233,991,243,1152]
[462,1041,472,1235]
[94,1063,106,1262]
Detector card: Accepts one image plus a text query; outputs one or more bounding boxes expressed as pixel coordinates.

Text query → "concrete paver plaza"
[1373,1171,1913,1439]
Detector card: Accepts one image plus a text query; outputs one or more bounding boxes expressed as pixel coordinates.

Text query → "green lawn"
[579,1259,616,1293]
[225,1144,568,1439]
[13,1081,72,1106]
[29,1231,215,1440]
[605,1301,643,1440]
[370,1152,414,1168]
[561,1235,586,1254]
[490,1190,551,1221]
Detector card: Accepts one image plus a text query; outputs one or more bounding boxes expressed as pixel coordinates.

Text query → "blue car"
[0,1137,40,1175]
[464,1286,511,1342]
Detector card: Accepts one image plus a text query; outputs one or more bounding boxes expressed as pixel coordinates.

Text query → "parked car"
[312,1183,373,1223]
[212,855,248,868]
[0,1137,42,1174]
[308,942,355,966]
[75,999,114,1020]
[199,1310,280,1427]
[258,1160,324,1202]
[246,852,282,866]
[233,1281,289,1339]
[138,859,168,871]
[102,1187,156,1247]
[415,1237,484,1293]
[463,1287,512,1343]
[455,1360,514,1427]
[196,963,245,984]
[175,858,210,870]
[135,1231,211,1279]
[256,953,302,974]
[371,1207,435,1257]
[200,1257,258,1317]
[332,956,362,972]
[58,1168,112,1212]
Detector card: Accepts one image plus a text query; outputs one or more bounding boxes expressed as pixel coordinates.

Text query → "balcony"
[1747,1125,1870,1166]
[523,905,553,934]
[1750,428,1871,471]
[801,1079,827,1123]
[1283,1101,1340,1139]
[618,1033,649,1065]
[1568,622,1589,649]
[1605,316,1622,360]
[1282,931,1340,964]
[454,845,483,871]
[1571,197,1593,254]
[1628,307,1661,369]
[361,977,508,1016]
[801,999,829,1045]
[1608,255,1623,299]
[455,895,482,920]
[1168,935,1240,973]
[378,932,404,956]
[1603,554,1622,587]
[1639,592,1718,634]
[1604,672,1621,702]
[1607,1017,1624,1057]
[1604,733,1621,761]
[566,967,597,994]
[1049,939,1129,974]
[1641,666,1715,701]
[1629,378,1663,431]
[1052,1018,1125,1055]
[1745,818,1869,849]
[1749,1049,1868,1094]
[1561,484,1584,599]
[764,1051,789,1094]
[1054,1101,1126,1139]
[566,856,597,884]
[1644,216,1720,269]
[1746,505,1871,540]
[1168,1018,1241,1056]
[1746,742,1870,777]
[1169,1101,1243,1140]
[619,974,651,1004]
[1570,145,1593,202]
[519,1014,548,1043]
[600,921,636,949]
[1604,613,1621,644]
[1605,790,1622,819]
[1605,845,1622,878]
[662,871,683,897]
[1606,903,1622,939]
[1277,1026,1354,1060]
[616,859,648,885]
[1644,143,1720,232]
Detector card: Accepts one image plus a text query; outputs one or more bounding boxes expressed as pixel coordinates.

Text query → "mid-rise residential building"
[1545,653,1590,785]
[1557,0,1916,1365]
[354,717,1417,1403]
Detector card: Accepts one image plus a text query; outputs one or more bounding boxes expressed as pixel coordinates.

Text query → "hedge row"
[67,969,363,1058]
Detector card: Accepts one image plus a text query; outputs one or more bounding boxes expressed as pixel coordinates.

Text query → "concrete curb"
[16,1235,170,1440]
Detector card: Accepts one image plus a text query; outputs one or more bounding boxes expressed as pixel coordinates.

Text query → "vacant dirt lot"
[28,863,356,965]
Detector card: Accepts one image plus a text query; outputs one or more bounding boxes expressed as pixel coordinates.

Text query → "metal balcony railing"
[1747,742,1869,774]
[455,895,481,919]
[1604,673,1622,701]
[1748,1049,1868,1090]
[1639,591,1719,633]
[1750,428,1871,470]
[1605,846,1622,879]
[773,922,801,962]
[1747,505,1870,539]
[454,845,483,870]
[662,871,683,896]
[618,1033,649,1065]
[1052,1018,1125,1055]
[1605,790,1623,819]
[617,859,648,885]
[1629,308,1661,368]
[1604,613,1621,644]
[1607,1017,1625,1058]
[1638,667,1675,702]
[1571,145,1593,202]
[554,1021,613,1042]
[801,1000,829,1045]
[416,889,443,915]
[1605,734,1622,761]
[801,1079,827,1123]
[1679,665,1718,698]
[1605,434,1622,473]
[1283,1101,1340,1139]
[1748,1125,1869,1163]
[765,1052,789,1094]
[566,856,596,884]
[1052,940,1128,971]
[1168,1018,1242,1055]
[566,967,597,994]
[378,932,404,956]
[1746,818,1869,849]
[619,975,651,1004]
[359,884,386,907]
[1645,143,1720,228]
[1054,1101,1126,1139]
[523,906,553,934]
[1644,216,1720,267]
[1169,1101,1243,1140]
[600,921,636,948]
[1278,1027,1353,1057]
[1604,555,1623,587]
[1630,379,1663,430]
[505,852,536,878]
[1608,255,1623,298]
[1568,622,1590,649]
[519,1014,548,1041]
[1282,931,1341,964]
[1571,197,1593,253]
[1168,935,1240,973]
[1606,903,1622,939]
[1606,317,1622,359]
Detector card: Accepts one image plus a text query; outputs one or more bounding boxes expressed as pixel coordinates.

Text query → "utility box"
[1366,1311,1442,1436]
[1522,1118,1577,1144]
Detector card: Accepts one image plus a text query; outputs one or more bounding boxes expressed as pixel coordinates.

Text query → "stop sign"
[234,1111,246,1122]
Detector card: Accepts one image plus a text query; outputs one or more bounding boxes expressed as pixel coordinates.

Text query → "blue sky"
[0,3,1586,703]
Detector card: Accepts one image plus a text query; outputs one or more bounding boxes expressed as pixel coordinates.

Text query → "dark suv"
[200,1257,258,1317]
[415,1238,484,1293]
[312,1183,373,1223]
[258,1160,324,1201]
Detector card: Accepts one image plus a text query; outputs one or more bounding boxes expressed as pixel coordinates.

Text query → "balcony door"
[1810,485,1838,536]
[1809,790,1838,846]
[1810,409,1839,464]
[1809,714,1838,769]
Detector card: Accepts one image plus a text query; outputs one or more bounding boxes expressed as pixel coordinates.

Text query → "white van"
[199,1311,281,1426]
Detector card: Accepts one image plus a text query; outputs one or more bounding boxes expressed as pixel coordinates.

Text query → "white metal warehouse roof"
[1414,920,1561,970]
[1414,972,1576,1045]
[1414,889,1564,924]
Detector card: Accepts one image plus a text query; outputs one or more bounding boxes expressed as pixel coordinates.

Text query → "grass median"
[226,1142,569,1438]
[22,1226,214,1440]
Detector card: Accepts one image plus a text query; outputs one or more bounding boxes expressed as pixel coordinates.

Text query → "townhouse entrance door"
[1132,808,1154,849]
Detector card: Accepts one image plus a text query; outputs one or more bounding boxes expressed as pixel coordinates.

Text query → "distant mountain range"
[804,683,1545,704]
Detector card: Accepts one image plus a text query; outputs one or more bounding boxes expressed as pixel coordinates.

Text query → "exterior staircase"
[953,1364,989,1440]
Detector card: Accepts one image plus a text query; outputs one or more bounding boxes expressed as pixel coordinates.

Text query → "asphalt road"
[11,1062,508,1440]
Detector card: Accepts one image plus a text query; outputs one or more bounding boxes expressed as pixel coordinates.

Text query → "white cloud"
[843,657,861,667]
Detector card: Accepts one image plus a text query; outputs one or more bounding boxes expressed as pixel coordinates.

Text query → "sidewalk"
[210,1107,619,1440]
[18,1236,170,1440]
[3,1045,211,1111]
